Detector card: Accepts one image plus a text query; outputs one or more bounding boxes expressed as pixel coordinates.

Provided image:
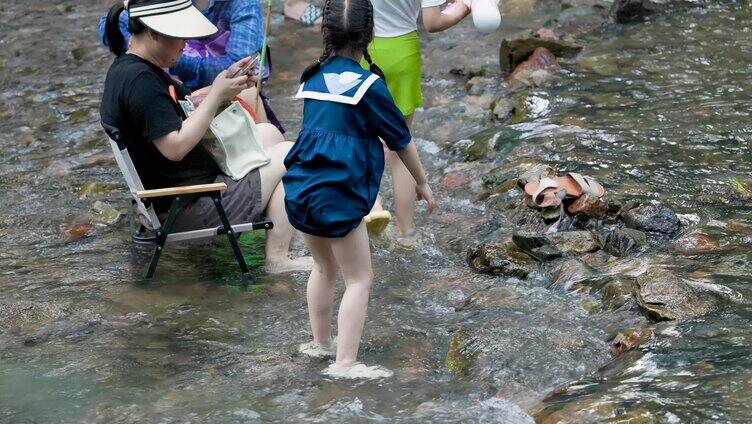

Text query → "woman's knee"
[257,123,285,149]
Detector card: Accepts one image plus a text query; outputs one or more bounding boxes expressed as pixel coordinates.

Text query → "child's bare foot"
[299,338,337,358]
[321,362,394,380]
[265,256,314,274]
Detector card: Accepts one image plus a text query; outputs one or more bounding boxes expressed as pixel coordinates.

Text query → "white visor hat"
[129,0,218,39]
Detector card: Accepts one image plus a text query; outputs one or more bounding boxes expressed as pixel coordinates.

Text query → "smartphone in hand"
[230,56,260,78]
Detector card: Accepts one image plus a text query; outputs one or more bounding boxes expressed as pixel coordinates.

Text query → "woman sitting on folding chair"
[99,0,311,274]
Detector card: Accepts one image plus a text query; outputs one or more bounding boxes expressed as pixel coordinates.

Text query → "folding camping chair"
[103,124,273,280]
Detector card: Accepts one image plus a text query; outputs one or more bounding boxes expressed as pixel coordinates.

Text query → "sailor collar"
[295,68,380,106]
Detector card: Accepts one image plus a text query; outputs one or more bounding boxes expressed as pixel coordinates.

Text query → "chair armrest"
[137,183,227,199]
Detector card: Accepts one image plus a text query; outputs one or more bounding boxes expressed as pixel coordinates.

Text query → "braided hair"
[300,0,386,83]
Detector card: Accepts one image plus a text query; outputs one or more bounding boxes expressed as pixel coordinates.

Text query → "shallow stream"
[0,0,750,422]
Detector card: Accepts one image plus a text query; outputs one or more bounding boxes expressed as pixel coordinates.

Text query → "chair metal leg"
[211,193,251,279]
[145,197,184,280]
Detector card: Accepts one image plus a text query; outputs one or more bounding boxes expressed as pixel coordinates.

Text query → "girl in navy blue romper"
[283,0,436,379]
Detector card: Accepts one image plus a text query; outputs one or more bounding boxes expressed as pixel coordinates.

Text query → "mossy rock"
[445,329,477,377]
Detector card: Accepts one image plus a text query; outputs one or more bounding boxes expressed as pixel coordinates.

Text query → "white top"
[371,0,447,38]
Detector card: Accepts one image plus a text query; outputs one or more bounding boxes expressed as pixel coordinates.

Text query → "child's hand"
[416,183,436,214]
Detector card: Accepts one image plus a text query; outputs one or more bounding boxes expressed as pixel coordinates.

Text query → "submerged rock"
[439,172,470,189]
[467,240,535,279]
[549,258,595,290]
[623,204,680,234]
[528,244,564,262]
[601,279,635,310]
[506,47,559,88]
[548,231,599,255]
[499,33,582,73]
[597,228,648,257]
[89,201,124,226]
[59,221,96,243]
[633,269,715,321]
[447,296,611,407]
[667,231,725,255]
[611,328,654,356]
[610,0,662,23]
[512,230,551,252]
[482,166,519,194]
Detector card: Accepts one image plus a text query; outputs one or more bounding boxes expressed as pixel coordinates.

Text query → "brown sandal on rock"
[555,172,605,198]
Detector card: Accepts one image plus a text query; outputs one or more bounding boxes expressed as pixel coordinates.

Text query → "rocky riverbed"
[1,0,751,422]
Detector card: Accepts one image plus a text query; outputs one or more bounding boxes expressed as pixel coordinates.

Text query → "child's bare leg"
[301,233,339,346]
[329,223,373,366]
[388,114,417,236]
[387,151,417,235]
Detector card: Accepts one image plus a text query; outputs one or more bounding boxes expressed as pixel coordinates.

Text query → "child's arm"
[396,143,436,213]
[422,1,471,33]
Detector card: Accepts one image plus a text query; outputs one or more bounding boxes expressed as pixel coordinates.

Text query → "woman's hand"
[209,70,253,102]
[415,183,436,214]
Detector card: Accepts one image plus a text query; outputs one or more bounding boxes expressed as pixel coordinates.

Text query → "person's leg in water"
[369,115,417,238]
[257,127,313,273]
[329,223,373,367]
[298,232,339,357]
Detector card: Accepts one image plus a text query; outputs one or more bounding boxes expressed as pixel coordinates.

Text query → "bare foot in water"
[322,362,393,380]
[265,256,314,274]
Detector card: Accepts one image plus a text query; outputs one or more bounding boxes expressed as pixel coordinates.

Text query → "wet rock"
[492,97,516,121]
[59,221,96,243]
[439,172,470,189]
[445,329,477,376]
[499,33,582,74]
[467,240,535,279]
[482,166,519,194]
[506,47,559,88]
[623,204,680,234]
[548,231,599,254]
[610,0,662,23]
[604,409,661,423]
[549,258,595,290]
[558,5,602,22]
[535,28,558,40]
[568,194,608,218]
[667,231,725,255]
[578,54,621,76]
[597,228,647,257]
[78,182,123,199]
[731,177,752,200]
[512,230,551,252]
[601,279,635,310]
[633,269,715,321]
[506,201,549,232]
[89,201,123,226]
[528,244,564,262]
[611,328,654,356]
[462,137,491,161]
[535,399,618,424]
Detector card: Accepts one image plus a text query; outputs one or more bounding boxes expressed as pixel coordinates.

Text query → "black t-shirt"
[100,54,219,211]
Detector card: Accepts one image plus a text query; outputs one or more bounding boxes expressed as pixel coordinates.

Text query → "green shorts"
[361,31,422,117]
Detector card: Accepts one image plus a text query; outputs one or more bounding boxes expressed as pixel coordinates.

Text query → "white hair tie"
[123,0,129,9]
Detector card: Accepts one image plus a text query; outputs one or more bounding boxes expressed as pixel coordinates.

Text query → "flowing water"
[0,0,751,422]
